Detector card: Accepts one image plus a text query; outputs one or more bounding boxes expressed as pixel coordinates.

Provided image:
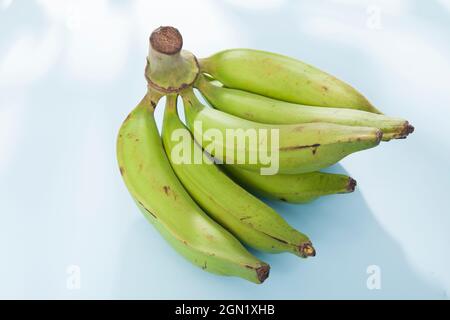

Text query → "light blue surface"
[1,0,449,299]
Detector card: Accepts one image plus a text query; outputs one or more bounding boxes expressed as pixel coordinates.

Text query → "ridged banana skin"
[182,90,382,174]
[200,49,381,113]
[197,76,414,141]
[117,95,269,284]
[162,96,315,257]
[223,166,356,204]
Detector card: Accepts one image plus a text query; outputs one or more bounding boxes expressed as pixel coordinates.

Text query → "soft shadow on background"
[1,0,449,299]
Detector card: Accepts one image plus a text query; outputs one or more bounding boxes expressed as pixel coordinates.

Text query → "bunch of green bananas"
[117,27,413,284]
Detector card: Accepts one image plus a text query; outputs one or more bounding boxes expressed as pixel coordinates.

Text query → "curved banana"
[199,49,381,113]
[181,89,382,174]
[117,93,269,284]
[162,95,315,257]
[196,75,414,141]
[223,165,356,204]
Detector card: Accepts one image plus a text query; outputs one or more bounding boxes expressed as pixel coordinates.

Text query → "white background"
[1,0,449,299]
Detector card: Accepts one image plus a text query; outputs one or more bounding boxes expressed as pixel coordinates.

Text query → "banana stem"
[145,26,199,94]
[195,73,210,90]
[165,94,178,111]
[146,90,164,110]
[181,89,204,113]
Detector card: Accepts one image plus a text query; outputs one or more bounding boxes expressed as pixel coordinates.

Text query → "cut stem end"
[150,26,183,55]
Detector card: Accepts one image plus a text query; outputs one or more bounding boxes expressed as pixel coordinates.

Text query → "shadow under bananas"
[117,163,441,299]
[257,164,441,299]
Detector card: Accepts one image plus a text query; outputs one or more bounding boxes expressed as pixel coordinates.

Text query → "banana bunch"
[117,27,414,283]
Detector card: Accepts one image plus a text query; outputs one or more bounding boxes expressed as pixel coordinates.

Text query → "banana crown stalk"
[145,26,199,94]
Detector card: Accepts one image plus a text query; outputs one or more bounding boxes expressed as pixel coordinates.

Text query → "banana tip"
[299,241,316,258]
[375,130,383,144]
[393,122,415,140]
[401,122,415,138]
[256,265,270,283]
[347,177,357,192]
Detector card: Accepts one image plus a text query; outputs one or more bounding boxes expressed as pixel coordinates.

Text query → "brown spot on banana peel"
[137,201,157,219]
[299,241,316,258]
[280,130,381,153]
[279,143,320,151]
[162,185,178,200]
[119,166,125,176]
[260,231,288,244]
[163,185,170,195]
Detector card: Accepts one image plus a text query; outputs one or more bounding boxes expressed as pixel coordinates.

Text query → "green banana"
[223,165,356,204]
[162,95,315,257]
[199,49,381,113]
[196,75,414,141]
[117,93,269,284]
[116,26,416,283]
[181,89,382,174]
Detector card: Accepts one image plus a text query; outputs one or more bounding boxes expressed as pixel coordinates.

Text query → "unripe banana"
[199,49,381,113]
[162,95,315,257]
[196,75,414,141]
[223,165,356,204]
[181,89,382,174]
[117,94,269,284]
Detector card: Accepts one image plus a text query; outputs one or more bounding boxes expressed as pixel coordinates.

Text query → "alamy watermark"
[366,265,381,290]
[66,265,81,290]
[170,121,280,175]
[366,5,382,30]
